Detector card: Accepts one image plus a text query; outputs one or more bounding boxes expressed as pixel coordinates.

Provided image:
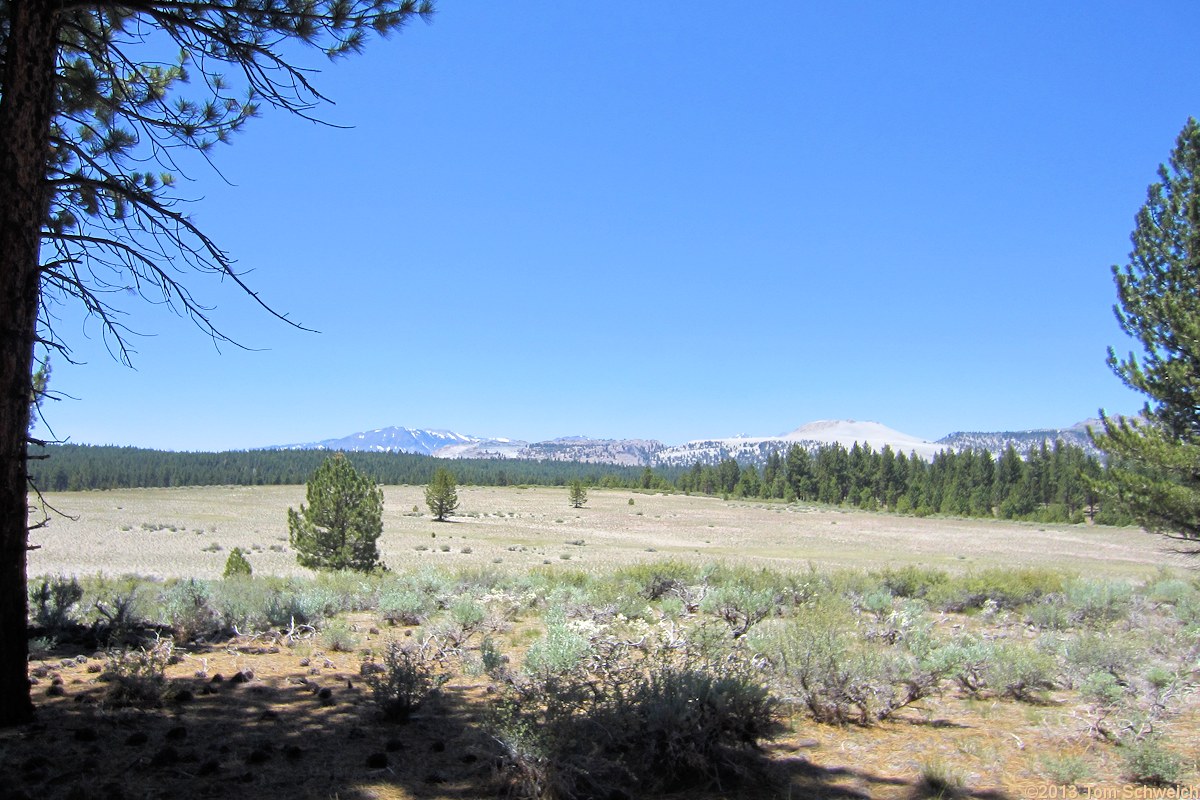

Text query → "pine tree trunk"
[0,1,60,727]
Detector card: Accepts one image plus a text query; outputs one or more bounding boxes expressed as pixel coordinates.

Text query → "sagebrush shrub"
[364,640,447,720]
[749,598,948,725]
[158,578,218,641]
[1124,736,1184,787]
[379,588,432,625]
[493,626,778,799]
[100,638,174,709]
[29,575,83,632]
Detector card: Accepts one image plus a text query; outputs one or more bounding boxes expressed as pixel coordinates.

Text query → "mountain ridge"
[268,419,1101,466]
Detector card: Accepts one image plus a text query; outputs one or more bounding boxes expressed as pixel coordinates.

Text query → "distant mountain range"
[269,418,1104,467]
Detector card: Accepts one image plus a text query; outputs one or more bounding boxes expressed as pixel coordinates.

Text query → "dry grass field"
[9,486,1199,800]
[27,485,1185,580]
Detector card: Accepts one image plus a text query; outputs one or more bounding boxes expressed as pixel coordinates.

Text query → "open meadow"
[8,486,1200,799]
[27,485,1185,580]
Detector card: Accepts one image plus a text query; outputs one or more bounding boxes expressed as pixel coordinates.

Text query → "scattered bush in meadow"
[320,619,359,652]
[89,577,150,645]
[493,622,778,799]
[1040,753,1093,785]
[379,588,432,625]
[1123,735,1184,787]
[222,547,252,578]
[876,565,950,599]
[750,596,949,724]
[99,638,175,709]
[1065,579,1133,627]
[1061,631,1139,685]
[363,640,447,720]
[157,578,218,641]
[28,575,83,633]
[926,568,1066,612]
[701,584,777,638]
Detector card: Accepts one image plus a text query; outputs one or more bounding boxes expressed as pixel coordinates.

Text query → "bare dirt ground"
[27,485,1185,580]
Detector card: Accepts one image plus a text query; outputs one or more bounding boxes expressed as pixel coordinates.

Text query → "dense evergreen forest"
[29,440,1124,525]
[677,440,1121,524]
[26,445,659,492]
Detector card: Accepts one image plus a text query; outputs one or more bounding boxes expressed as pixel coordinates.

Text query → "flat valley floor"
[27,485,1184,580]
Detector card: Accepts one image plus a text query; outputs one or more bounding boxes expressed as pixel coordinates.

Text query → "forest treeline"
[26,444,658,492]
[29,439,1125,525]
[677,440,1123,524]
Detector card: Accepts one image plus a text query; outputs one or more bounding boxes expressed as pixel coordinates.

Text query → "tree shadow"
[1,652,1015,800]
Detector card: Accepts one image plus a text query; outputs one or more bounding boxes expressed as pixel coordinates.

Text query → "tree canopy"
[425,467,458,522]
[0,0,432,726]
[288,453,384,572]
[1093,118,1200,546]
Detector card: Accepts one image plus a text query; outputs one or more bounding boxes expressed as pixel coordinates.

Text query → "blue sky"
[34,1,1200,451]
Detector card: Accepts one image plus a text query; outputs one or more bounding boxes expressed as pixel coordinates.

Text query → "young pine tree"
[288,454,384,571]
[568,480,588,509]
[425,468,459,522]
[223,547,253,578]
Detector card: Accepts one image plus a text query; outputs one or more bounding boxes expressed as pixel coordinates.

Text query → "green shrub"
[750,598,947,724]
[157,578,218,640]
[700,584,776,638]
[320,619,358,652]
[985,642,1057,702]
[363,640,447,721]
[379,588,432,625]
[493,641,778,798]
[523,624,592,679]
[876,565,949,599]
[1145,575,1196,606]
[1040,753,1092,785]
[1124,736,1183,787]
[916,760,967,799]
[927,568,1066,612]
[223,547,252,578]
[100,639,175,709]
[1079,671,1126,707]
[88,578,150,644]
[1062,632,1138,684]
[1066,579,1133,627]
[28,575,83,632]
[1026,595,1072,630]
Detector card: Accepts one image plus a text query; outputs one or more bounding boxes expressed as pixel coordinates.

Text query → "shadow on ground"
[0,648,1015,800]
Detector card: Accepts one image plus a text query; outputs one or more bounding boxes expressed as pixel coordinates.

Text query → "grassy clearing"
[28,485,1182,580]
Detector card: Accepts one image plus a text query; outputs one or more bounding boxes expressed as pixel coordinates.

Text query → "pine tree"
[1094,118,1200,545]
[568,480,588,509]
[223,547,253,578]
[288,454,384,571]
[425,468,459,522]
[0,0,432,725]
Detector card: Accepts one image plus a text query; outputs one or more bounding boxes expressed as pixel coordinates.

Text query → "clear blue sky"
[33,1,1200,451]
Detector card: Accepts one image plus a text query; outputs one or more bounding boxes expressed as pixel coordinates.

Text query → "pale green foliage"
[288,453,383,572]
[100,638,175,709]
[523,624,592,679]
[1124,736,1184,787]
[425,467,459,521]
[364,640,447,720]
[28,575,82,631]
[749,596,950,724]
